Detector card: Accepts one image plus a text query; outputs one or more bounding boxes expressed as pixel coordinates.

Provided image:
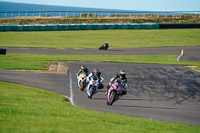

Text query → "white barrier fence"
[1,11,200,18]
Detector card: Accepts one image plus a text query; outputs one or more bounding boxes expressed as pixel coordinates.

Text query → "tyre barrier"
[159,24,200,29]
[0,23,159,31]
[0,48,6,55]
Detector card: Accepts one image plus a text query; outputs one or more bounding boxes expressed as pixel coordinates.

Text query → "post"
[157,12,160,18]
[19,11,20,17]
[180,11,182,18]
[116,12,117,18]
[5,12,6,18]
[46,11,47,17]
[173,12,175,18]
[66,12,68,17]
[26,11,27,17]
[12,11,13,17]
[80,12,81,18]
[59,12,61,17]
[199,11,200,18]
[94,11,96,18]
[73,12,74,18]
[39,11,41,17]
[165,12,167,18]
[87,12,89,18]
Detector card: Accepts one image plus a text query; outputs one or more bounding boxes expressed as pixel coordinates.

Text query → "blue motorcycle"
[77,72,87,91]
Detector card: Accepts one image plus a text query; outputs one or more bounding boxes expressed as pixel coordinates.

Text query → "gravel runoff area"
[6,46,200,62]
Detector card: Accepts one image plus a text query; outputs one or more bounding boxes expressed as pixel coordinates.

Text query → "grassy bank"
[0,29,200,48]
[0,53,200,70]
[0,82,199,133]
[0,14,200,25]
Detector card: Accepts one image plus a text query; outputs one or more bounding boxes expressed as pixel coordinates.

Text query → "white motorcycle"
[87,76,100,99]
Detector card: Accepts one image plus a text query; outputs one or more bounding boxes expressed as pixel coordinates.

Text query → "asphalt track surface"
[1,46,200,125]
[6,46,200,62]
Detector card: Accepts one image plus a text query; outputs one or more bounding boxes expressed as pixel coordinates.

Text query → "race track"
[1,46,200,125]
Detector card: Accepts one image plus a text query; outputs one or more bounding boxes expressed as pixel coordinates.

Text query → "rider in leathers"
[105,70,127,95]
[87,68,104,90]
[76,65,89,77]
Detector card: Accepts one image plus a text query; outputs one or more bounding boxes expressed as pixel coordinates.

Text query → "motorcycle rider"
[87,68,104,89]
[105,70,127,96]
[76,65,89,78]
[103,42,109,49]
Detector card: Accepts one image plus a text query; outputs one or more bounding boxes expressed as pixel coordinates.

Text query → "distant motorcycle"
[77,72,87,91]
[99,43,109,50]
[87,76,100,99]
[107,79,124,106]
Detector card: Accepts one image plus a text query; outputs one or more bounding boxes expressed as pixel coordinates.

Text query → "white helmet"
[120,70,126,77]
[81,65,86,70]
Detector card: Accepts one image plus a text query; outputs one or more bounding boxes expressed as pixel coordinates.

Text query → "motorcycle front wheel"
[107,91,116,106]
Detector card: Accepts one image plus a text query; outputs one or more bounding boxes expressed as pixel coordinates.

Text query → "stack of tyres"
[0,48,6,55]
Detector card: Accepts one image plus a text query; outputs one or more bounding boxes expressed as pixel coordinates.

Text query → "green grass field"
[0,53,200,70]
[1,82,199,133]
[0,29,200,48]
[1,29,200,132]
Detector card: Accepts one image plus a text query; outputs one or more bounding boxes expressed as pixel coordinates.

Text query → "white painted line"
[185,66,200,73]
[177,49,184,62]
[177,55,182,61]
[68,63,75,106]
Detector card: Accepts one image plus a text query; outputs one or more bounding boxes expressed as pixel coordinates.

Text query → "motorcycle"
[99,43,109,50]
[77,72,87,91]
[87,76,100,99]
[107,79,124,106]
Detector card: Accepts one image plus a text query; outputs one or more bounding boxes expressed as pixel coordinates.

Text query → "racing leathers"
[76,68,89,78]
[87,72,104,89]
[106,74,127,95]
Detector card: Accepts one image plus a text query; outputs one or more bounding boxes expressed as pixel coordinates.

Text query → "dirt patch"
[15,61,68,74]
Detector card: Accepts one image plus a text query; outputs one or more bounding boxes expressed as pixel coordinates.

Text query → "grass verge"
[0,53,200,70]
[0,29,200,48]
[0,82,199,133]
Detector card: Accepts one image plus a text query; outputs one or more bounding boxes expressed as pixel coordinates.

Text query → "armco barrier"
[0,23,159,31]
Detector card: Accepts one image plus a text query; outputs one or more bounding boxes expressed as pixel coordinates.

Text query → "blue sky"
[1,0,200,11]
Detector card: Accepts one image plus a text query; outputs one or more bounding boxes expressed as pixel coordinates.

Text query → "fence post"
[157,12,160,18]
[165,12,167,18]
[87,12,89,18]
[26,11,27,17]
[12,11,13,17]
[19,11,20,17]
[116,12,117,18]
[180,11,182,18]
[94,11,96,18]
[39,12,41,17]
[5,12,6,18]
[80,12,81,18]
[73,12,74,18]
[199,11,200,18]
[66,12,68,17]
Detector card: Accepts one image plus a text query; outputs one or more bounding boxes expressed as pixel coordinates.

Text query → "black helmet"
[120,70,126,77]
